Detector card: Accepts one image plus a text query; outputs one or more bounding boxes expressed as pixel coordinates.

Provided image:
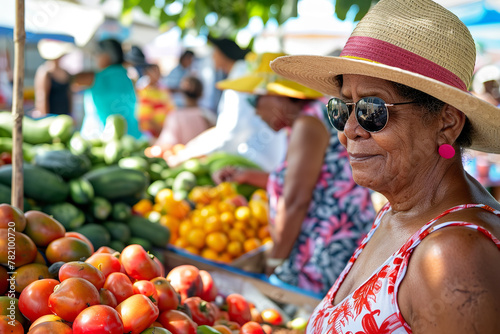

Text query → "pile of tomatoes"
[0,203,285,333]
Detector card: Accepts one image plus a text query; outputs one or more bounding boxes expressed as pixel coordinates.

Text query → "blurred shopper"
[33,39,74,117]
[169,37,287,172]
[136,64,175,139]
[156,76,214,148]
[73,38,142,139]
[163,50,195,107]
[213,53,376,295]
[124,45,149,83]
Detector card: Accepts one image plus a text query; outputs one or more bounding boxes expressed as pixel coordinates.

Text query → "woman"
[270,0,500,332]
[213,53,376,296]
[155,76,213,147]
[73,39,142,139]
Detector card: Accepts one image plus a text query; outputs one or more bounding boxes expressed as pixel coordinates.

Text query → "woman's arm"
[71,72,95,90]
[269,115,329,261]
[400,226,500,333]
[34,67,50,116]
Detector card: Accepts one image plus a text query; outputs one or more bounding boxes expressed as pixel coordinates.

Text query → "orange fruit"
[155,188,175,205]
[262,237,273,244]
[251,189,268,202]
[174,237,189,248]
[248,218,260,231]
[218,201,236,213]
[216,182,236,198]
[201,248,219,261]
[132,199,153,216]
[159,215,180,233]
[243,238,262,253]
[167,200,191,219]
[191,215,205,228]
[228,229,246,243]
[234,206,251,222]
[258,225,270,240]
[204,215,223,233]
[187,228,206,249]
[200,206,218,218]
[188,187,212,204]
[249,200,268,224]
[205,232,228,253]
[218,253,233,263]
[184,246,200,255]
[233,221,247,231]
[226,241,243,258]
[245,229,257,238]
[169,232,179,244]
[178,220,193,237]
[221,223,231,233]
[220,211,235,225]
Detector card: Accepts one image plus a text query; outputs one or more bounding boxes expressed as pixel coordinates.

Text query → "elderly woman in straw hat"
[270,0,500,332]
[213,52,376,296]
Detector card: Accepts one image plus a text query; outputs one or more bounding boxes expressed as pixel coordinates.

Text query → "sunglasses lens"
[327,98,350,131]
[356,97,388,132]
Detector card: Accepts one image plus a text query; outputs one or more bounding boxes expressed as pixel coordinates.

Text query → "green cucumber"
[104,140,123,165]
[127,237,153,251]
[147,180,167,198]
[101,114,127,141]
[0,184,30,211]
[118,156,149,171]
[83,166,149,201]
[75,223,111,250]
[33,149,91,180]
[0,137,35,162]
[49,114,74,143]
[42,202,85,230]
[0,164,69,203]
[126,215,170,247]
[109,240,125,252]
[103,221,131,244]
[69,132,91,156]
[111,202,132,221]
[172,171,197,193]
[91,197,112,220]
[69,178,94,205]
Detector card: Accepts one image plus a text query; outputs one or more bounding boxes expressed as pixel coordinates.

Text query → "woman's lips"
[348,153,375,162]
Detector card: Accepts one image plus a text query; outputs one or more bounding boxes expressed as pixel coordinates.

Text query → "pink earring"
[438,144,455,159]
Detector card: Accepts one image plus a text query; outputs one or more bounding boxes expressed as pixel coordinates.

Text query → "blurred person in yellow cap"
[212,52,376,295]
[33,39,75,117]
[168,37,288,173]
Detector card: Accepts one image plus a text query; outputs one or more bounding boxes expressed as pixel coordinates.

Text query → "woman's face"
[96,52,111,69]
[255,95,300,131]
[338,74,440,193]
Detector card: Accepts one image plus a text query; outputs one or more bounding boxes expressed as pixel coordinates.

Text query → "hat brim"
[216,73,324,99]
[271,55,500,154]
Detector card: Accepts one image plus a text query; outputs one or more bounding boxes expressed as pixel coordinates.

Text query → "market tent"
[0,0,105,46]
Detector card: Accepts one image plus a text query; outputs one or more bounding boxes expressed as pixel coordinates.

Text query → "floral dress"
[307,203,500,334]
[266,100,376,295]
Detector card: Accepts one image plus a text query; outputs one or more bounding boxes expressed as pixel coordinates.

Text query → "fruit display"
[0,203,303,333]
[134,184,272,264]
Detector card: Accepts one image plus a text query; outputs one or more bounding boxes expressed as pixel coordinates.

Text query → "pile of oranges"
[136,183,272,263]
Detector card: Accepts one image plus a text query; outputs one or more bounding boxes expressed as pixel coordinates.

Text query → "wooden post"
[11,0,25,210]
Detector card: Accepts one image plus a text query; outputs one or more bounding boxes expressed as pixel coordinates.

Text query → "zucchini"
[0,164,69,203]
[89,146,105,165]
[101,114,127,142]
[75,224,111,250]
[91,197,112,220]
[0,137,35,162]
[147,180,167,198]
[103,221,131,244]
[148,162,164,181]
[42,202,85,230]
[127,237,153,251]
[111,202,132,221]
[48,114,74,143]
[83,166,149,201]
[33,149,91,180]
[69,178,94,205]
[118,156,149,171]
[103,140,123,165]
[109,240,125,252]
[69,132,91,156]
[126,215,170,247]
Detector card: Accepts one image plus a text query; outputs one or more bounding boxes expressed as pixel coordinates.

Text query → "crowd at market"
[2,0,500,332]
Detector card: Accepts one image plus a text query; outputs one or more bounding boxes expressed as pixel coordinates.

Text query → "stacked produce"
[0,204,301,333]
[135,183,272,264]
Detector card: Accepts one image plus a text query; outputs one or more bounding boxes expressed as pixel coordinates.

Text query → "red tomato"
[12,263,51,293]
[0,266,7,295]
[120,244,162,281]
[183,296,216,326]
[158,309,198,334]
[28,321,73,334]
[94,246,118,254]
[151,277,180,312]
[240,321,266,334]
[261,309,283,326]
[73,304,124,334]
[29,315,67,331]
[116,294,160,334]
[24,211,65,247]
[59,261,106,290]
[0,229,37,267]
[85,252,125,277]
[99,288,118,308]
[48,277,100,322]
[216,311,230,322]
[226,293,251,326]
[166,265,203,302]
[65,232,95,253]
[0,152,12,165]
[45,237,92,264]
[261,324,272,334]
[103,272,134,304]
[214,320,240,331]
[0,315,23,334]
[199,270,218,302]
[0,203,26,231]
[18,278,60,322]
[251,307,263,323]
[213,324,233,334]
[133,280,159,304]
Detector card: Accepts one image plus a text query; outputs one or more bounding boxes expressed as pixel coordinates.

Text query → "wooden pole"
[11,0,25,210]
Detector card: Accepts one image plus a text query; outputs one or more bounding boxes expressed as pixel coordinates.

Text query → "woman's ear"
[438,104,466,145]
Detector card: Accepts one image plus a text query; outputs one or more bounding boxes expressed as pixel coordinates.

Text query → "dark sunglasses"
[326,96,418,133]
[247,95,261,109]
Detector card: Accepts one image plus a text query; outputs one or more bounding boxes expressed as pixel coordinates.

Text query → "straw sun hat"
[217,52,323,99]
[270,0,500,153]
[37,39,75,60]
